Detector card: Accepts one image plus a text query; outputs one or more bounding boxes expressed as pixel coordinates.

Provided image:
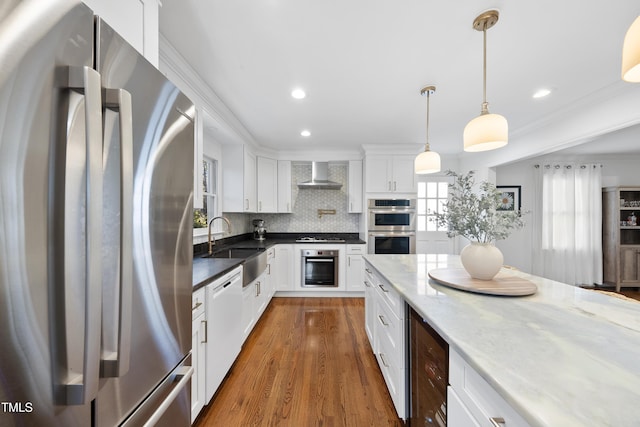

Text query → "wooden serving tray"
[428,268,537,296]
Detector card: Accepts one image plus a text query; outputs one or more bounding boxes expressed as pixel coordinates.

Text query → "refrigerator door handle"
[100,88,134,378]
[53,66,103,405]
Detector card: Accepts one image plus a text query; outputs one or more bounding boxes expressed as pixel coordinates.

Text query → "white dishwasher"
[205,266,243,401]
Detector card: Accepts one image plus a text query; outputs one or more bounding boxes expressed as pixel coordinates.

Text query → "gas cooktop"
[295,236,346,243]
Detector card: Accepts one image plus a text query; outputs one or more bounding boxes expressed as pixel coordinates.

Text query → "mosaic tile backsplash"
[224,163,360,235]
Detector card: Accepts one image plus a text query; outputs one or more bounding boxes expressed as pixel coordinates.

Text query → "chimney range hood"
[297,162,342,190]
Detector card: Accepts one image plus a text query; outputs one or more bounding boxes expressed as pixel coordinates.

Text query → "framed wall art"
[496,185,521,212]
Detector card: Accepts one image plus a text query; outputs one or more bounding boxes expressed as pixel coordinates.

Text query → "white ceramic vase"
[460,242,504,280]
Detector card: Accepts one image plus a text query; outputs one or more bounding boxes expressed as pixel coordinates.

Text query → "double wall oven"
[368,199,416,254]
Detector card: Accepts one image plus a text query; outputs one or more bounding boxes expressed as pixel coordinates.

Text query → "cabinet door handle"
[365,268,372,274]
[378,284,389,293]
[490,417,506,427]
[379,353,389,368]
[363,280,371,287]
[388,181,391,191]
[201,320,208,344]
[192,301,203,311]
[348,256,351,267]
[393,181,397,191]
[378,315,389,326]
[267,264,271,275]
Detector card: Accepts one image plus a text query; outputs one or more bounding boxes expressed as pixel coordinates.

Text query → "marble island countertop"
[363,254,640,427]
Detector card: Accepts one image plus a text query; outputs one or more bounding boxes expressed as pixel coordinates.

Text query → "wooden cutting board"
[428,268,537,296]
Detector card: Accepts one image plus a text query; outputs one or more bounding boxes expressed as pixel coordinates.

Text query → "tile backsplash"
[224,163,359,235]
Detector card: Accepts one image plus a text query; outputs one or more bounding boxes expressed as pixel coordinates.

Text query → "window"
[417,181,449,232]
[193,157,217,229]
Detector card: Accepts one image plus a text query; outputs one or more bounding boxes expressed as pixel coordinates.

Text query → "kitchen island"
[363,254,640,427]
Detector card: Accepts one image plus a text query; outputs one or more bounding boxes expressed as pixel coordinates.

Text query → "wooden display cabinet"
[603,187,640,291]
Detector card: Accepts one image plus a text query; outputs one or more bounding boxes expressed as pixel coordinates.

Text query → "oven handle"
[368,208,416,214]
[305,258,335,263]
[368,232,416,237]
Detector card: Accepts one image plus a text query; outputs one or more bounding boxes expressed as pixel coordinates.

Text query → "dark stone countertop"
[192,233,366,291]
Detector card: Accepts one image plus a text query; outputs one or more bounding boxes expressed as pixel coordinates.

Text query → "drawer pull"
[379,353,389,368]
[192,301,203,311]
[365,268,372,274]
[378,315,389,326]
[378,284,389,293]
[364,280,371,288]
[201,320,208,344]
[490,417,505,427]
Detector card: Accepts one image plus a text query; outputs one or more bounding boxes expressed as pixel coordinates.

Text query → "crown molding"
[158,34,258,150]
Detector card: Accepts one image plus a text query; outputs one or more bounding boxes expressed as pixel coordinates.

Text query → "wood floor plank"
[195,297,404,427]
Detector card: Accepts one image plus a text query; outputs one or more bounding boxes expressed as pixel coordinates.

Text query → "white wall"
[495,153,640,273]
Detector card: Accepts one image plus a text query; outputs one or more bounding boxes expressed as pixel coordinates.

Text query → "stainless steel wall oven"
[301,249,339,287]
[367,232,416,254]
[368,199,416,231]
[368,199,417,254]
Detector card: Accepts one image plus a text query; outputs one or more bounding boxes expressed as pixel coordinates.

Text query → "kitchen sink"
[202,247,267,286]
[206,247,265,259]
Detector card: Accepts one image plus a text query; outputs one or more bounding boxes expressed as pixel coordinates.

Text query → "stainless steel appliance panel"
[94,19,193,427]
[368,232,416,254]
[0,2,96,426]
[367,199,416,232]
[301,249,339,287]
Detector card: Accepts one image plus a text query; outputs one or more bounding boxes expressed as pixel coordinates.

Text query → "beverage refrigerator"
[0,1,194,425]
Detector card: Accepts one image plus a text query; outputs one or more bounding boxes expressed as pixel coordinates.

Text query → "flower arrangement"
[433,170,525,243]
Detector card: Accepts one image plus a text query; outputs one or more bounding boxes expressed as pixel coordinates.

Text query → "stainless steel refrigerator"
[0,1,194,426]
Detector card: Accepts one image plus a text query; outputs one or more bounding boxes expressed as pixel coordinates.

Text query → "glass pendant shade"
[622,16,640,82]
[463,112,508,152]
[414,149,441,174]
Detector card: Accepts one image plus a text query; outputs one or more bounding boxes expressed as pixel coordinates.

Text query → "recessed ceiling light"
[291,89,306,99]
[300,130,311,137]
[533,88,551,99]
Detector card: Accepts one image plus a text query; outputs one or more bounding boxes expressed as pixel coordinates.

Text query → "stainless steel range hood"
[297,162,342,190]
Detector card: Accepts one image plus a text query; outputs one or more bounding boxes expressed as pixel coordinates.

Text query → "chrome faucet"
[208,216,232,255]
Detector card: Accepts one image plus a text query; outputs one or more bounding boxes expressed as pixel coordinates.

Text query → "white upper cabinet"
[348,160,363,213]
[257,156,278,213]
[83,0,160,66]
[365,155,416,193]
[277,160,292,213]
[222,144,257,212]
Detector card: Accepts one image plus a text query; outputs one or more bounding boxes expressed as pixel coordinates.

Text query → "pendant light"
[414,86,441,174]
[622,16,640,82]
[463,10,508,152]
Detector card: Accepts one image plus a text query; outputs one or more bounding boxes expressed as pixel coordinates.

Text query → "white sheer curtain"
[532,163,603,286]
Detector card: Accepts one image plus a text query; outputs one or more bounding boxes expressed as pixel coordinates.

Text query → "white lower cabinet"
[242,270,271,342]
[449,349,531,427]
[447,386,481,427]
[346,244,365,292]
[191,288,206,423]
[363,267,376,345]
[364,260,406,420]
[274,244,294,291]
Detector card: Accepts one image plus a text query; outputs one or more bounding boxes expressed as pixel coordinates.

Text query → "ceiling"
[159,0,640,157]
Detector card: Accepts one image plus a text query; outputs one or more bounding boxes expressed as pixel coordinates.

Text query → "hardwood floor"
[194,297,404,427]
